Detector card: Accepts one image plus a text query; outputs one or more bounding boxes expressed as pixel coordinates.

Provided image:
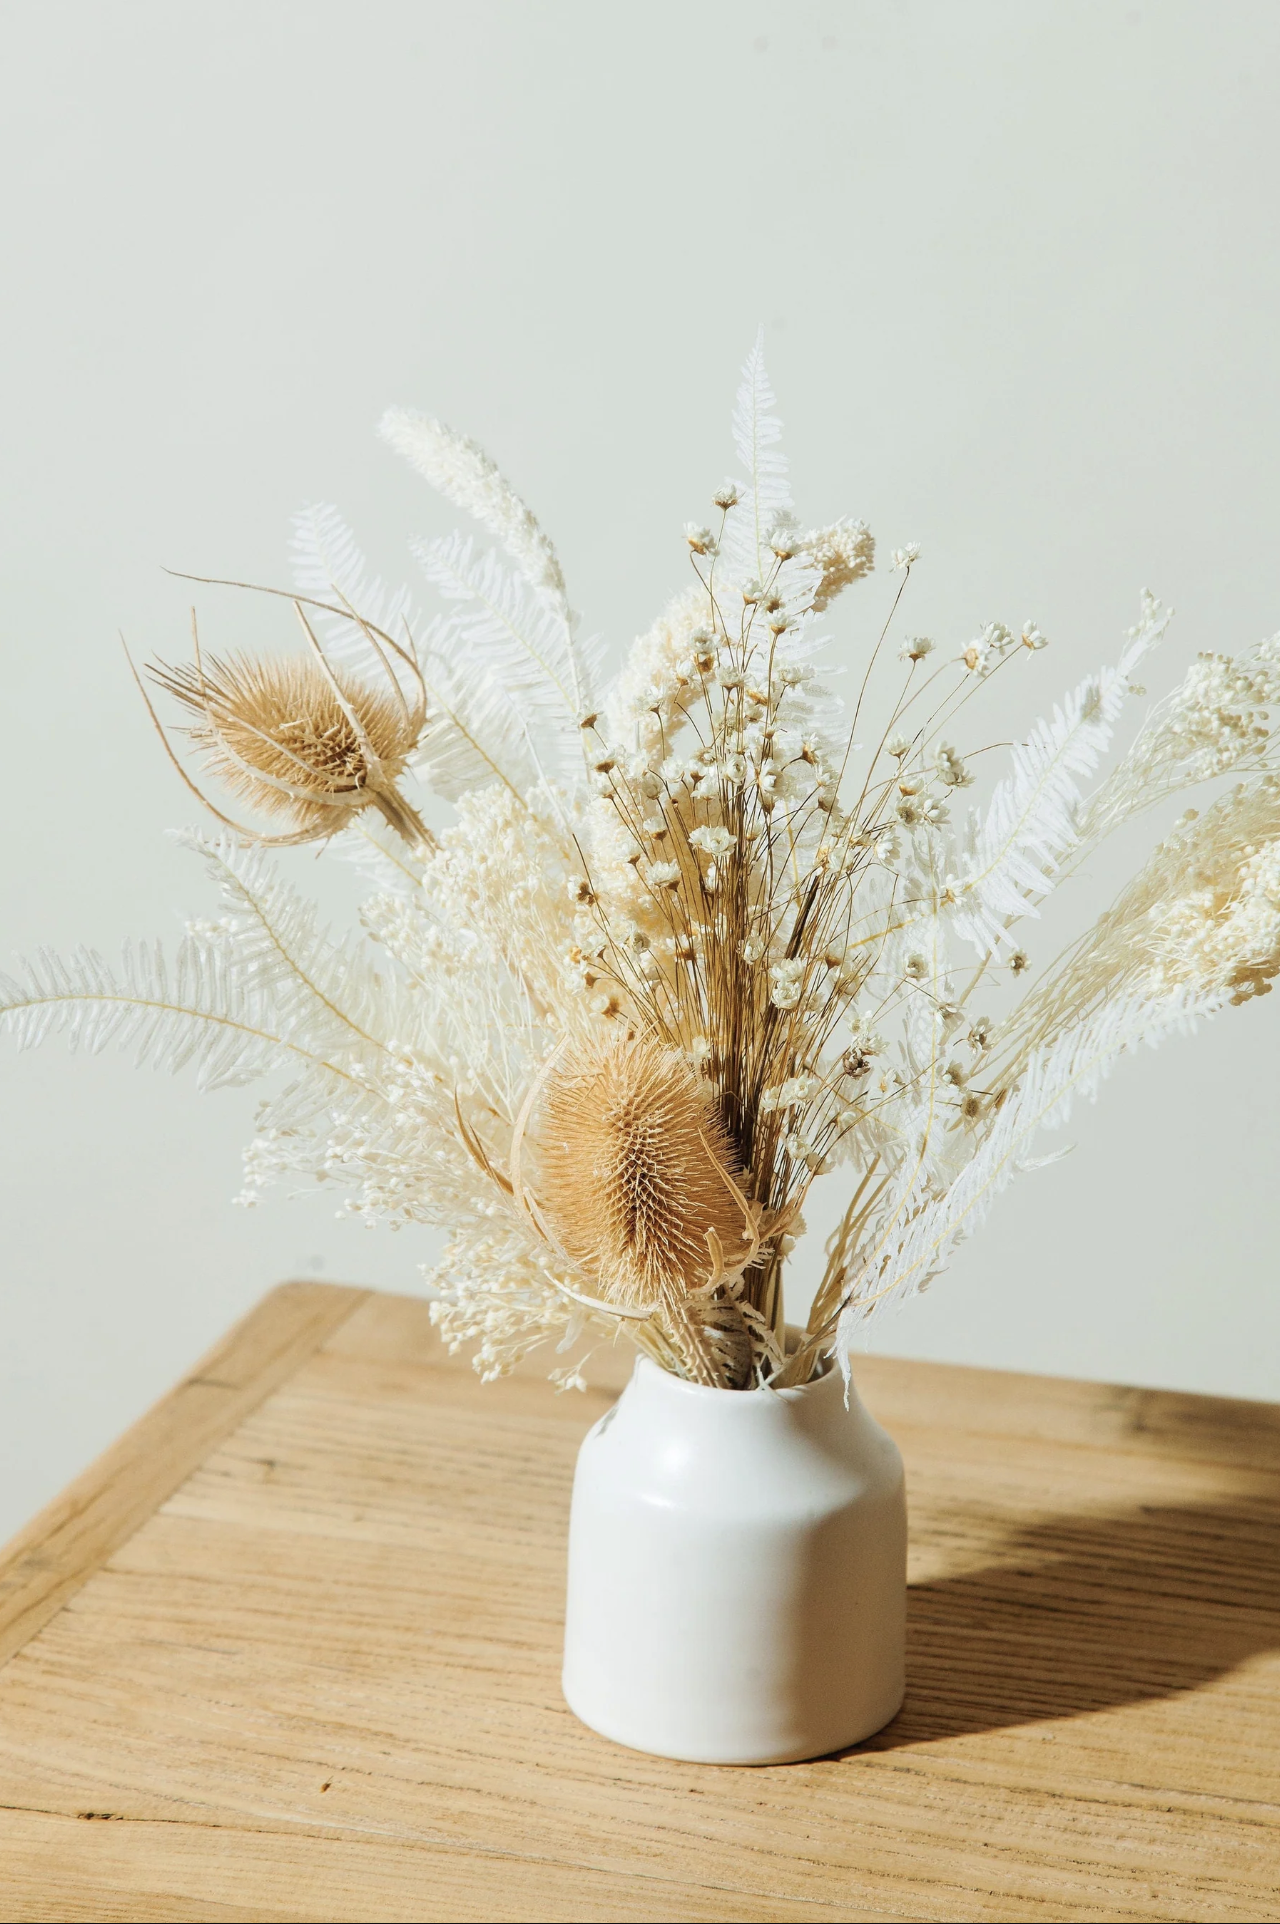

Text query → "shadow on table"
[854,1496,1280,1750]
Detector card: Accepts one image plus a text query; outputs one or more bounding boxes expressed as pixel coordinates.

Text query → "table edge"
[0,1279,370,1669]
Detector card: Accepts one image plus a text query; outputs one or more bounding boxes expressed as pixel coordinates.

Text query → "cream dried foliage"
[605,583,715,756]
[804,517,876,612]
[998,776,1280,1083]
[9,335,1280,1396]
[1101,781,1280,1005]
[147,638,432,851]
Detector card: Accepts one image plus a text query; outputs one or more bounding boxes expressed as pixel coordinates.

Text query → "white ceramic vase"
[561,1350,907,1764]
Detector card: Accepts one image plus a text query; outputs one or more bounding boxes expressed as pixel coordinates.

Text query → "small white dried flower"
[900,635,934,664]
[1009,948,1030,974]
[685,524,718,556]
[717,664,745,689]
[904,953,928,981]
[645,860,681,890]
[755,759,780,805]
[933,742,971,788]
[886,733,912,758]
[713,482,740,510]
[690,824,737,858]
[741,578,765,604]
[769,957,807,1010]
[760,1075,814,1114]
[891,543,921,570]
[1021,621,1048,651]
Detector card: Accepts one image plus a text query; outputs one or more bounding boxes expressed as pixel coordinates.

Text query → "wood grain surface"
[0,1283,1278,1922]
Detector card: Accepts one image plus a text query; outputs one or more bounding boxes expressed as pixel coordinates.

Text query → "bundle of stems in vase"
[8,340,1280,1391]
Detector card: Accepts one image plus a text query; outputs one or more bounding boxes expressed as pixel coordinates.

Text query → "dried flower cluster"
[7,340,1280,1391]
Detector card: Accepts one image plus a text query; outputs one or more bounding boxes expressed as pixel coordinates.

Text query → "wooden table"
[1,1284,1278,1922]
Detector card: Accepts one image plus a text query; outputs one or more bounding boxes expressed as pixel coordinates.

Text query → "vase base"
[562,1677,906,1767]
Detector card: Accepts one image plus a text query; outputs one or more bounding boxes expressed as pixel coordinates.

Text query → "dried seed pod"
[141,607,433,851]
[535,1035,753,1315]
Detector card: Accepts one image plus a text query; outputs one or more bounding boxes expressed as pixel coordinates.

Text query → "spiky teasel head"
[533,1034,755,1313]
[141,619,434,851]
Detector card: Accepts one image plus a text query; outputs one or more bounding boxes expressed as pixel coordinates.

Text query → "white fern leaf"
[949,593,1173,953]
[719,330,793,589]
[415,532,589,784]
[290,503,422,688]
[181,833,411,1058]
[379,408,568,610]
[330,813,430,896]
[837,976,1223,1363]
[0,938,362,1097]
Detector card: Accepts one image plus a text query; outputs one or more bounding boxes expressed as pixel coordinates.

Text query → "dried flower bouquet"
[8,342,1280,1393]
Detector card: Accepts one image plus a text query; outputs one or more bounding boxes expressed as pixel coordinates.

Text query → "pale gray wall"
[3,1,1279,1543]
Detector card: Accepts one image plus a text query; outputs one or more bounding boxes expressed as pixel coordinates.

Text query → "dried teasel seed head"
[147,641,432,850]
[534,1035,752,1312]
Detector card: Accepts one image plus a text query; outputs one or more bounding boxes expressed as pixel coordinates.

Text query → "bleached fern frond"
[948,592,1173,954]
[836,975,1223,1363]
[415,532,589,783]
[289,503,423,691]
[181,833,413,1060]
[0,939,362,1095]
[329,811,430,895]
[380,408,568,610]
[719,330,793,589]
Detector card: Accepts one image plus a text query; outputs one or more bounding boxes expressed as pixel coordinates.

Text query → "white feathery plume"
[379,407,568,609]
